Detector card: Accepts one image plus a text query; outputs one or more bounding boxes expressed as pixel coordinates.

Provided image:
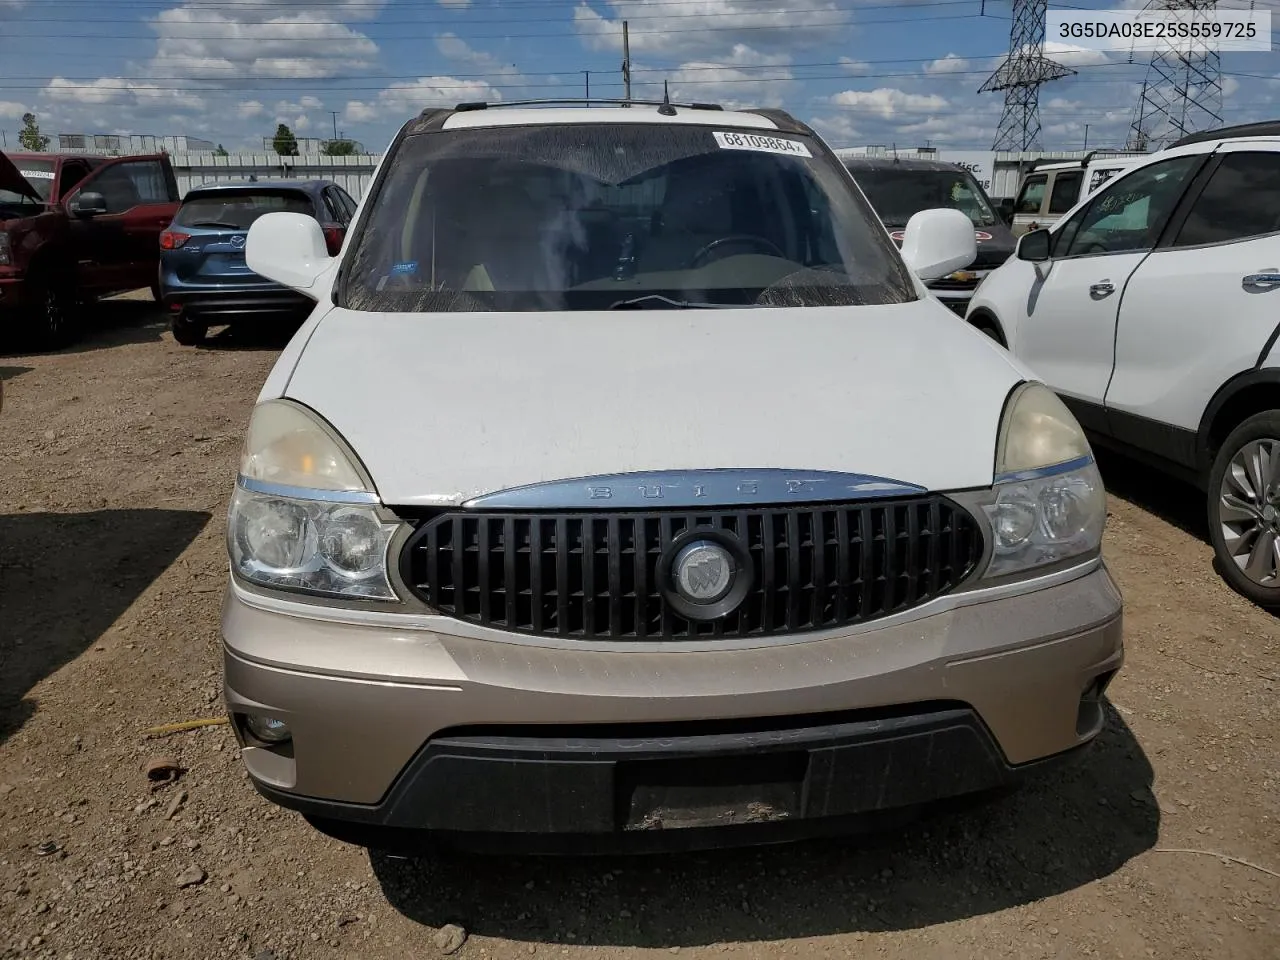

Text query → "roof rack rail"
[450,98,725,113]
[1168,119,1280,148]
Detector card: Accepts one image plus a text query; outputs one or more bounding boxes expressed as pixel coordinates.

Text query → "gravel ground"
[0,297,1277,960]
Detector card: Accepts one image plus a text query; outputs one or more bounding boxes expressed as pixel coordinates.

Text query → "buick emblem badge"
[673,540,735,604]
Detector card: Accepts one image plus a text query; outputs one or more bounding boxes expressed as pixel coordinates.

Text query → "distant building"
[54,133,215,154]
[261,136,367,155]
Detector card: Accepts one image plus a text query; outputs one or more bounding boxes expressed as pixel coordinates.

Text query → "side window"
[1173,152,1280,247]
[337,188,358,220]
[1048,171,1082,215]
[58,162,89,198]
[85,160,170,214]
[1016,175,1047,215]
[1064,155,1201,257]
[321,189,346,224]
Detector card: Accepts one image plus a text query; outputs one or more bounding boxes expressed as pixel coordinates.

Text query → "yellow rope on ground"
[143,717,230,736]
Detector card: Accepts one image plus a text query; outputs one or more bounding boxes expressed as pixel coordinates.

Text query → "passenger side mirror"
[245,212,334,291]
[899,208,977,282]
[70,192,107,217]
[1016,228,1052,263]
[995,198,1015,225]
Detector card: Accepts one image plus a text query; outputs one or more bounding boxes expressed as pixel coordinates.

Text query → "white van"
[1011,153,1147,236]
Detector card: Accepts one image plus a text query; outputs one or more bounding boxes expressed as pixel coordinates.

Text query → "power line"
[0,12,1004,41]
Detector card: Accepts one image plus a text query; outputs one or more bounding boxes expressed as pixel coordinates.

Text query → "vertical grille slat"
[406,496,982,642]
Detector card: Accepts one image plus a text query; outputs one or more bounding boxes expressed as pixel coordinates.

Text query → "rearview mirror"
[899,208,977,282]
[1016,228,1052,263]
[246,212,334,291]
[71,192,107,217]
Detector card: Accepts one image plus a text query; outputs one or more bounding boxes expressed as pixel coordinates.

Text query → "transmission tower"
[980,0,1075,151]
[1127,1,1223,151]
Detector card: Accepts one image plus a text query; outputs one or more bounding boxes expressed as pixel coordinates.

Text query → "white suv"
[967,120,1280,609]
[221,100,1122,854]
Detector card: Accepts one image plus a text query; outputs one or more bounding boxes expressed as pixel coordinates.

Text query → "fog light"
[244,713,291,743]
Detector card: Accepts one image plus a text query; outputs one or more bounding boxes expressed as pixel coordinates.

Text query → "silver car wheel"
[1218,438,1280,586]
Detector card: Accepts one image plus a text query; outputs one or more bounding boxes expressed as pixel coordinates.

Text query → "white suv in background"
[968,120,1280,609]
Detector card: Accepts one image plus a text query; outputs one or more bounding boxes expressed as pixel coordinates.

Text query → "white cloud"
[42,76,204,112]
[1221,76,1240,98]
[345,76,503,123]
[809,113,861,146]
[924,54,971,75]
[437,0,472,6]
[237,100,266,119]
[0,101,28,120]
[1039,41,1110,68]
[574,0,851,58]
[144,5,380,80]
[435,33,520,79]
[829,87,948,120]
[839,57,870,75]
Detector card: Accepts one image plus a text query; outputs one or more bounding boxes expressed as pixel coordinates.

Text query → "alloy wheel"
[1218,438,1280,586]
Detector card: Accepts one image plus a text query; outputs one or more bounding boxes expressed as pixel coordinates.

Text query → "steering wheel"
[690,235,785,269]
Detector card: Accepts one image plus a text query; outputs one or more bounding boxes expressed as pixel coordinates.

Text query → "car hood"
[0,150,45,205]
[279,303,1027,507]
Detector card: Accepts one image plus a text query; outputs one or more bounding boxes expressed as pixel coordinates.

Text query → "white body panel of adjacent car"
[270,302,1032,506]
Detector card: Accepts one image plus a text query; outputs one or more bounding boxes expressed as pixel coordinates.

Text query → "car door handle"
[1242,272,1280,292]
[1089,281,1115,300]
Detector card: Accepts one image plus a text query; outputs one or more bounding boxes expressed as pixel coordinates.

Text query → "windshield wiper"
[608,294,741,310]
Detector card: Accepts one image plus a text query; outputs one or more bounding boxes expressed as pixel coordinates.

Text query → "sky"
[0,0,1276,155]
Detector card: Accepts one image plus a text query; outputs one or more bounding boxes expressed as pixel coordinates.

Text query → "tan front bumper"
[222,563,1123,806]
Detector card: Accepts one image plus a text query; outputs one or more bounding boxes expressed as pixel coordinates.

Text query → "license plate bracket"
[618,751,807,831]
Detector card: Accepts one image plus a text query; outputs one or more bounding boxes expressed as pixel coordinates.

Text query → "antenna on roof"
[657,80,677,116]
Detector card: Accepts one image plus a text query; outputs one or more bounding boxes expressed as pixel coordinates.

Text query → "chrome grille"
[400,497,983,641]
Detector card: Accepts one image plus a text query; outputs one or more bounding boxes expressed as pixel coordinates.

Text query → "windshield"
[176,189,315,229]
[338,123,915,312]
[0,158,54,206]
[848,167,998,227]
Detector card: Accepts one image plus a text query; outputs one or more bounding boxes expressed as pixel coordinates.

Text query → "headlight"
[981,382,1106,579]
[228,399,399,600]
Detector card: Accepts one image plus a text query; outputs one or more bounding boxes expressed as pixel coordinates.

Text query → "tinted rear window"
[175,189,314,228]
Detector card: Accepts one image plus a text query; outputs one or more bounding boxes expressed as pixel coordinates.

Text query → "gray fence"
[171,153,382,200]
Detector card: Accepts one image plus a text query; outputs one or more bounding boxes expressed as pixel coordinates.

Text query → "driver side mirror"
[246,212,335,291]
[995,198,1015,225]
[1016,228,1052,263]
[70,192,107,218]
[899,208,977,282]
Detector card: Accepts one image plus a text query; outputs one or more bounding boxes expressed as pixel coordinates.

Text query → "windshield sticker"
[390,261,419,275]
[19,169,55,180]
[712,131,812,158]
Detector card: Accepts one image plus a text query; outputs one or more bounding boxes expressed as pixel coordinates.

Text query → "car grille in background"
[400,497,984,641]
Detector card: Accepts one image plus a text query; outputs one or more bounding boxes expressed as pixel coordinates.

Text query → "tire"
[1206,410,1280,610]
[28,267,81,351]
[975,323,1003,345]
[171,312,206,346]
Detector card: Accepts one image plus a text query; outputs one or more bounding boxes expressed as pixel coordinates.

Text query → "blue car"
[158,179,358,345]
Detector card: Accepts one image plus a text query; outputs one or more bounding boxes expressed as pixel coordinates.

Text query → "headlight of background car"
[228,399,400,600]
[981,382,1106,579]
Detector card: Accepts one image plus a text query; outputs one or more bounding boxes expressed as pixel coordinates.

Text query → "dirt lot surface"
[1,298,1277,960]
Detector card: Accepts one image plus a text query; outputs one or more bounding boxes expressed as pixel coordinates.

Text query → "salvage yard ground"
[0,295,1277,960]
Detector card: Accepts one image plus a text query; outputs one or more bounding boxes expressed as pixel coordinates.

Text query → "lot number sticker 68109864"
[713,131,812,158]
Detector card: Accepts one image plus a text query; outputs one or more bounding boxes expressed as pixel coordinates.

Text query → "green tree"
[271,123,299,156]
[320,138,357,156]
[18,112,50,152]
[214,143,229,157]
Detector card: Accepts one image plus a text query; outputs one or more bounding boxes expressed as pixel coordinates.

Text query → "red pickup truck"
[0,150,181,349]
